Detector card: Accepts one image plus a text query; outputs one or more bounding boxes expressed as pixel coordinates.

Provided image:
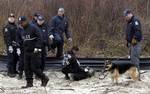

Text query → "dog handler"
[123,9,143,80]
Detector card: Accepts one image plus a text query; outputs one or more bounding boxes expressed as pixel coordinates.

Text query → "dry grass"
[0,0,150,57]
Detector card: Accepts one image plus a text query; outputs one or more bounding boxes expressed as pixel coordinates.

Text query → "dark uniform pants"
[24,52,47,83]
[41,45,46,71]
[51,40,64,57]
[7,47,19,74]
[18,50,24,75]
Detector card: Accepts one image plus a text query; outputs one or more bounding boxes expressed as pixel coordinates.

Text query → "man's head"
[33,12,40,20]
[71,46,79,55]
[123,9,133,21]
[58,8,65,16]
[18,16,28,27]
[8,13,15,23]
[37,15,45,25]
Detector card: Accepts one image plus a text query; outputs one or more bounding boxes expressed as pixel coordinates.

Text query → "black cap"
[123,9,132,16]
[9,13,15,17]
[37,15,44,21]
[18,16,27,23]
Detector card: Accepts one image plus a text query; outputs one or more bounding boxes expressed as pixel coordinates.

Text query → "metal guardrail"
[0,55,150,71]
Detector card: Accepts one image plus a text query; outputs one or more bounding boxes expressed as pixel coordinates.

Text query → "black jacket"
[16,26,24,49]
[22,23,42,52]
[63,51,84,73]
[3,22,18,47]
[36,23,49,46]
[126,16,142,43]
[49,15,71,42]
[30,19,37,25]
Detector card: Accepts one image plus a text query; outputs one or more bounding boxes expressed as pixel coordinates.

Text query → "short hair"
[71,46,79,51]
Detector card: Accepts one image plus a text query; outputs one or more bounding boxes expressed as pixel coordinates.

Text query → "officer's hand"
[49,35,54,40]
[131,38,137,46]
[68,38,72,43]
[126,42,130,48]
[34,48,42,53]
[8,46,13,53]
[17,48,21,56]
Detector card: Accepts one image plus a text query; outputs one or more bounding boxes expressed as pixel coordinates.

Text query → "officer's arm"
[64,20,71,39]
[48,18,56,35]
[133,20,142,41]
[126,25,132,43]
[4,27,12,46]
[2,27,7,44]
[34,26,42,49]
[16,28,22,48]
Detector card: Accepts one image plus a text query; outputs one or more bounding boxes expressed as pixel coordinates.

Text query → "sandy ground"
[0,70,150,94]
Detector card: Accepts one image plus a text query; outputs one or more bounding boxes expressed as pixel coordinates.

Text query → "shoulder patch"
[4,28,8,32]
[135,21,139,26]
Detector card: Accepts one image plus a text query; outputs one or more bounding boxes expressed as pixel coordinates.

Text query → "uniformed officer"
[16,22,25,79]
[3,13,20,77]
[30,12,40,25]
[36,15,50,71]
[18,16,49,88]
[124,9,142,80]
[49,8,72,57]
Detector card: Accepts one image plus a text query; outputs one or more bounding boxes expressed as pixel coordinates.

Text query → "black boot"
[35,75,40,80]
[65,74,70,80]
[41,76,49,87]
[21,83,33,88]
[18,72,23,80]
[7,72,16,78]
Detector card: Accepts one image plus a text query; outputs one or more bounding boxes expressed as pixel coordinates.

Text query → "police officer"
[124,9,142,80]
[36,15,49,71]
[3,13,20,77]
[16,21,25,79]
[49,8,72,57]
[18,16,49,88]
[30,12,40,25]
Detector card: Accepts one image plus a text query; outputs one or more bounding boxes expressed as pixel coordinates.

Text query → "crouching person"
[62,46,95,81]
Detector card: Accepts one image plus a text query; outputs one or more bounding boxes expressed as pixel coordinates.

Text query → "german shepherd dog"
[104,60,139,84]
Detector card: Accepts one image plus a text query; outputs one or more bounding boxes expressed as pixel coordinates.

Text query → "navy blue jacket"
[36,23,49,47]
[16,26,24,49]
[22,23,42,52]
[49,15,71,42]
[125,16,142,43]
[30,19,37,25]
[3,22,18,47]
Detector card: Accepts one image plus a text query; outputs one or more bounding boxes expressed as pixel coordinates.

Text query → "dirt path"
[0,70,150,94]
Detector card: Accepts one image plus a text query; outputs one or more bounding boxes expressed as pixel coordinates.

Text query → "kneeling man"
[62,46,94,81]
